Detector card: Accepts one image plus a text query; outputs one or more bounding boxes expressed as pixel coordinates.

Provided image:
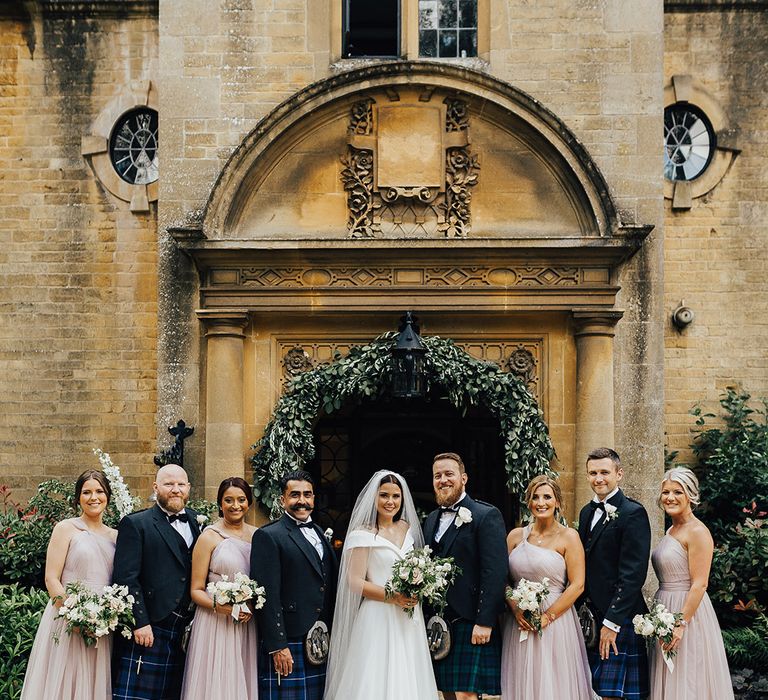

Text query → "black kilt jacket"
[423,494,508,628]
[112,504,201,629]
[250,514,338,653]
[577,488,651,626]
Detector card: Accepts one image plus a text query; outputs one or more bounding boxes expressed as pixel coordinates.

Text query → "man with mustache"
[423,452,508,700]
[112,464,201,700]
[251,470,338,700]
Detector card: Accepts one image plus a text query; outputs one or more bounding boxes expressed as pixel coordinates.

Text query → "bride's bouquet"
[385,546,459,618]
[207,572,266,622]
[633,601,682,672]
[506,577,550,641]
[56,581,135,646]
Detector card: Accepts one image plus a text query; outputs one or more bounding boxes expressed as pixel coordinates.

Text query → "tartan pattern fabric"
[433,620,502,695]
[112,612,189,700]
[588,619,650,699]
[258,637,327,700]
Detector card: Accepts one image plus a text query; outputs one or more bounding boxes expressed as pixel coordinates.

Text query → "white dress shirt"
[159,506,194,547]
[435,491,468,542]
[287,513,324,559]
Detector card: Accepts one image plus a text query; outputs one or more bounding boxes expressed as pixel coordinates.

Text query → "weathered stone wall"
[157,0,665,511]
[0,2,159,500]
[664,8,768,461]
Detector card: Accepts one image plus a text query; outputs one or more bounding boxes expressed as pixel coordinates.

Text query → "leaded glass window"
[663,103,716,182]
[419,0,477,58]
[109,108,159,185]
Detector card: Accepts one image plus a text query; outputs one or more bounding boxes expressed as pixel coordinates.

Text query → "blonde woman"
[649,468,733,699]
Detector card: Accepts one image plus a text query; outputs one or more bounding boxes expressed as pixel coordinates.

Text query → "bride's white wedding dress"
[324,527,439,700]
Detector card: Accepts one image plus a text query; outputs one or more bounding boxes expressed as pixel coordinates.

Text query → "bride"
[323,470,439,700]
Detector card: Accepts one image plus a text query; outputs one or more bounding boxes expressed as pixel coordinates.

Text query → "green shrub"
[0,584,49,700]
[687,389,768,627]
[724,623,768,672]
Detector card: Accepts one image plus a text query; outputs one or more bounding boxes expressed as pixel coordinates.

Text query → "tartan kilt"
[587,619,650,700]
[258,637,327,700]
[433,620,502,695]
[112,613,189,700]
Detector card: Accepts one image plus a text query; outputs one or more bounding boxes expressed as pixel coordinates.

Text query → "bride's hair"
[377,472,404,523]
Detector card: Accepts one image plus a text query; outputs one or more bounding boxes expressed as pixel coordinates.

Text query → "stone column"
[197,310,249,502]
[573,310,624,508]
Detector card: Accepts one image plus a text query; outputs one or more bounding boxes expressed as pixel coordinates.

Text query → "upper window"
[419,0,477,58]
[344,0,400,58]
[663,103,716,182]
[109,107,159,185]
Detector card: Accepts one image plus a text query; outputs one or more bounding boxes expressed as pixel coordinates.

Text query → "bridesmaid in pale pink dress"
[181,476,259,700]
[501,475,594,700]
[21,470,117,700]
[650,467,734,699]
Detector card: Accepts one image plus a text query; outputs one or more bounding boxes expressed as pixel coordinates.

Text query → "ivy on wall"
[251,333,556,516]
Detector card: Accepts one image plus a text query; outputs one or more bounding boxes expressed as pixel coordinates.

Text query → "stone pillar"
[573,310,623,508]
[197,310,249,502]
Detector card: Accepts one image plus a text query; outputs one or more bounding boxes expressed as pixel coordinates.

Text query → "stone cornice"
[665,0,768,10]
[36,0,157,18]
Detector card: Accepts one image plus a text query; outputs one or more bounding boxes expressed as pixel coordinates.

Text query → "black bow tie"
[440,506,458,513]
[297,521,315,529]
[589,501,606,514]
[167,512,189,524]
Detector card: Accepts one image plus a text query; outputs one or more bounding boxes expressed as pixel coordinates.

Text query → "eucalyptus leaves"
[251,333,555,516]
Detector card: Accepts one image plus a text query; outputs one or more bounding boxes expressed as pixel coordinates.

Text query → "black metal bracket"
[154,419,194,469]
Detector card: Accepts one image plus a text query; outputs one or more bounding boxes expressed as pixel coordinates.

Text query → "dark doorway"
[307,393,517,546]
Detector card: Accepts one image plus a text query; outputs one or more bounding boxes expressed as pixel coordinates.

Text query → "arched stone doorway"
[171,62,652,514]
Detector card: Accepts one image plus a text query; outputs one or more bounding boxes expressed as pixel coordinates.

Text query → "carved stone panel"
[341,92,479,238]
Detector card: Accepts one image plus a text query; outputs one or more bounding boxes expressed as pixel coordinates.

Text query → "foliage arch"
[251,334,556,515]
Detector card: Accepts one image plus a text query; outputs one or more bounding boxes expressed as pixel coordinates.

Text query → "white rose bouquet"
[506,577,551,641]
[56,581,135,647]
[633,601,682,671]
[207,572,266,623]
[385,546,459,619]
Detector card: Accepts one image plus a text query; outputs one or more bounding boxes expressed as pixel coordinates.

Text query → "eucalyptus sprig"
[251,333,555,516]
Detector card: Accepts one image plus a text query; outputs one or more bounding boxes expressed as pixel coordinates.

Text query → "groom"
[251,470,338,700]
[423,452,508,700]
[578,447,651,700]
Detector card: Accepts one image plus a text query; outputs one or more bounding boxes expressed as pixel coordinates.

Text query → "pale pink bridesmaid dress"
[181,526,259,700]
[21,517,115,700]
[501,525,594,700]
[650,533,734,699]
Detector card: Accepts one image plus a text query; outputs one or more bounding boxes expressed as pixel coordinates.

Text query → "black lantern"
[391,311,427,399]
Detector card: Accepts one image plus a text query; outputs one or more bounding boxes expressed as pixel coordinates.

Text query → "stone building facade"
[0,0,765,528]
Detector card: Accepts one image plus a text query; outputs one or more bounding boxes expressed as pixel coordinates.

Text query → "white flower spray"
[93,448,139,519]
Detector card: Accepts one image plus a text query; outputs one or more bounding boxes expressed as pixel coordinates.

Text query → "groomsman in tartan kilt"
[251,470,338,700]
[111,464,201,700]
[578,447,651,700]
[423,452,508,700]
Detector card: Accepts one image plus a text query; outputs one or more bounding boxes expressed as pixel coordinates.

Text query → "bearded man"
[422,452,508,700]
[112,464,201,700]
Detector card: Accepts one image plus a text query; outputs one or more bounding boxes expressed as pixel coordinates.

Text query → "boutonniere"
[604,503,619,522]
[324,527,334,543]
[196,513,208,529]
[455,506,473,528]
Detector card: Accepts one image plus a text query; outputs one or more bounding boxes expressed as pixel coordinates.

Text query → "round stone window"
[109,108,159,185]
[664,103,716,182]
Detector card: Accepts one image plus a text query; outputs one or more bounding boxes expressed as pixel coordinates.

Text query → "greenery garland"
[251,333,556,516]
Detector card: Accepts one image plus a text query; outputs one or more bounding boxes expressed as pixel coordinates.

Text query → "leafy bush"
[687,389,768,627]
[0,584,49,700]
[724,622,768,671]
[731,668,768,699]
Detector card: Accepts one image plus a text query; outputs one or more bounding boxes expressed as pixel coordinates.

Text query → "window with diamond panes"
[343,0,400,58]
[419,0,477,58]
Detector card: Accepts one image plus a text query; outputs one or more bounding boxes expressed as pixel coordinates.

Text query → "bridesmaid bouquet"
[633,601,682,672]
[385,545,459,619]
[506,577,551,641]
[56,581,135,647]
[207,572,266,622]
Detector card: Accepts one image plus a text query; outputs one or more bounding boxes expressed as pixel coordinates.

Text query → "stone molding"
[195,310,250,338]
[572,310,624,338]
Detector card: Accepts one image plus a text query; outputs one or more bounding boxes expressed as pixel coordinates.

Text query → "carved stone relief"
[279,339,542,402]
[215,265,586,289]
[340,94,479,238]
